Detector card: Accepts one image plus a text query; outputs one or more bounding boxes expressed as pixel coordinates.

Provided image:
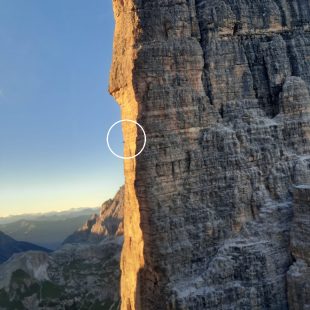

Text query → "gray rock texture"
[109,0,310,309]
[287,186,310,310]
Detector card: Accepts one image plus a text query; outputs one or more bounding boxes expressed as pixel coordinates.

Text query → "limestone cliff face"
[109,0,310,309]
[109,1,144,308]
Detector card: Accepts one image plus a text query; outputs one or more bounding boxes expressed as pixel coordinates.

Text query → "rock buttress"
[109,1,144,309]
[109,0,310,309]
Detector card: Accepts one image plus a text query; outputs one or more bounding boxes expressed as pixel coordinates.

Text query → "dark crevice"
[242,39,260,102]
[193,0,215,107]
[285,36,301,77]
[273,0,288,27]
[233,22,243,35]
[219,104,224,119]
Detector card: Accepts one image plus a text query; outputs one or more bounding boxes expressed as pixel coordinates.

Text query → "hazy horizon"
[0,1,124,217]
[0,204,100,219]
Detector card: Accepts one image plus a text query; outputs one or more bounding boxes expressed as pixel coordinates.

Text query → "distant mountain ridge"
[63,186,124,244]
[0,231,50,264]
[0,215,94,250]
[0,207,99,225]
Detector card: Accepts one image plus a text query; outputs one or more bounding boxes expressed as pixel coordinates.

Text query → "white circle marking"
[106,119,147,160]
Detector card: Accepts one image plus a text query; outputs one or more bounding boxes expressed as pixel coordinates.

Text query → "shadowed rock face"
[287,186,310,310]
[109,1,310,309]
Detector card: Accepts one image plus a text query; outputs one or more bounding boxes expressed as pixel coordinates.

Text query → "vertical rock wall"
[109,0,310,309]
[109,1,144,308]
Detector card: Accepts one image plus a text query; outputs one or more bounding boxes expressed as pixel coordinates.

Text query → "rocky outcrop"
[63,186,124,244]
[109,0,310,309]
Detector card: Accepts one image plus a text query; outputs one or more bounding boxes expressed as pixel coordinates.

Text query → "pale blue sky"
[0,0,124,216]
